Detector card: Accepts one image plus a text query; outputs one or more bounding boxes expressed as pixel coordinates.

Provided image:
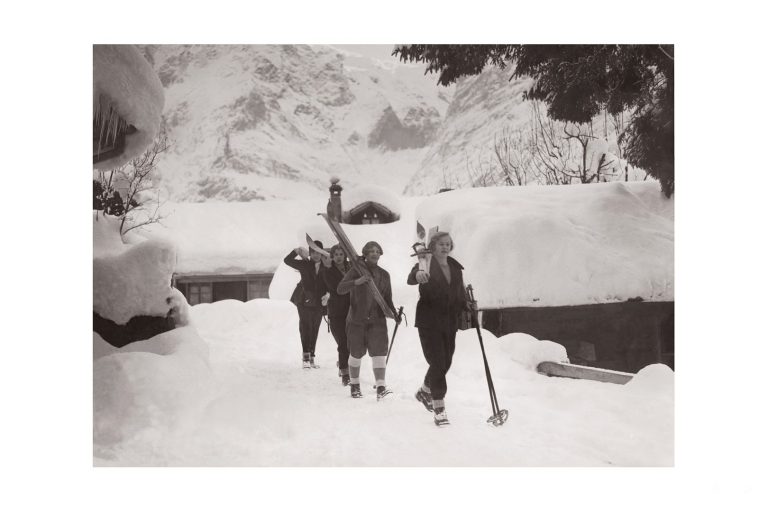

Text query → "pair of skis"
[411,222,438,276]
[317,213,397,320]
[305,234,330,258]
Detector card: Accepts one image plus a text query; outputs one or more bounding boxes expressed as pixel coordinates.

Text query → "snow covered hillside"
[406,67,647,195]
[136,44,647,201]
[139,44,452,201]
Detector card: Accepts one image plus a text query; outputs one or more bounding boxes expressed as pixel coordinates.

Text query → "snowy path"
[95,300,673,466]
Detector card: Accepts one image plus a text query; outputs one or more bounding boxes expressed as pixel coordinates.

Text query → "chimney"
[327,177,343,222]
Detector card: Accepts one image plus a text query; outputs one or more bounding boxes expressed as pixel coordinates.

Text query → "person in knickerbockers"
[320,244,352,386]
[285,241,328,369]
[407,231,474,426]
[337,241,400,400]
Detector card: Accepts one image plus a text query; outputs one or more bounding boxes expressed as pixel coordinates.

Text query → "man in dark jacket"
[285,242,328,369]
[337,241,398,400]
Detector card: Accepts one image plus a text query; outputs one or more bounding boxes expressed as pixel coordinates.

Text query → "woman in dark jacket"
[407,232,470,426]
[321,244,352,385]
[285,242,328,369]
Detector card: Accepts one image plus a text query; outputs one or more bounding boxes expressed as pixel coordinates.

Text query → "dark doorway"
[213,281,247,302]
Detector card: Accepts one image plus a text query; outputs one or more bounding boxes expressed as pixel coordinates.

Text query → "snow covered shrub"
[496,332,569,371]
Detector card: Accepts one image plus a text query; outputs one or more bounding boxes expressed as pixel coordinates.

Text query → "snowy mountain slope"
[406,68,534,194]
[138,44,453,201]
[405,67,639,195]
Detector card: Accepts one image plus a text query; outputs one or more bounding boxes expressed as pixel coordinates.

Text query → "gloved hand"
[321,293,330,306]
[355,275,372,286]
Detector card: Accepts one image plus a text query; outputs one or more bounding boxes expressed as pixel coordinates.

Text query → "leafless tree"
[451,101,635,191]
[96,131,170,236]
[528,101,616,185]
[492,127,532,186]
[465,151,499,188]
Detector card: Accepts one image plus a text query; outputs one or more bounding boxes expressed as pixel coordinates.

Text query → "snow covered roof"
[139,198,337,275]
[93,45,164,170]
[416,181,674,307]
[137,181,672,308]
[341,185,401,215]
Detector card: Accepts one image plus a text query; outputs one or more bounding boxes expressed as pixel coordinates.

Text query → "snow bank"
[190,299,300,365]
[625,363,675,397]
[93,326,216,450]
[495,332,569,370]
[93,45,164,170]
[93,229,176,324]
[415,181,673,307]
[93,211,179,323]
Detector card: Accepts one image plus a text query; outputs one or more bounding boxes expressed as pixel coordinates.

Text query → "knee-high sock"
[348,356,362,385]
[371,356,387,387]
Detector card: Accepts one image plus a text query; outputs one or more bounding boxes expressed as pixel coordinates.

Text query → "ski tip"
[416,221,425,238]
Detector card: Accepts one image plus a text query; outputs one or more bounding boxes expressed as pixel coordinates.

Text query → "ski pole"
[467,285,508,426]
[385,306,405,365]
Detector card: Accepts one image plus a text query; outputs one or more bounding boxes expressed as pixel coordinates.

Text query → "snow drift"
[93,214,177,325]
[93,326,215,454]
[415,181,673,307]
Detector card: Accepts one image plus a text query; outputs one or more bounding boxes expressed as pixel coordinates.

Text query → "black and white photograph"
[6,1,766,509]
[92,42,675,466]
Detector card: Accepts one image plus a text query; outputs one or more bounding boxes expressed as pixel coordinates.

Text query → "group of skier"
[285,231,475,426]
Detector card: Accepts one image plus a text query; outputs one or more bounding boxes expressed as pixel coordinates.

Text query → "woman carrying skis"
[407,231,473,426]
[321,244,352,386]
[337,241,399,400]
[285,241,328,369]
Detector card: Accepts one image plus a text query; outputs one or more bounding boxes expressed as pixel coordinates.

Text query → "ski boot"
[341,374,350,386]
[376,386,393,401]
[433,407,450,427]
[310,355,320,369]
[302,357,311,370]
[350,383,363,398]
[415,388,433,412]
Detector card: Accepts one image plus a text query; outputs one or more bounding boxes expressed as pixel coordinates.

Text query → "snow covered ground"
[94,299,673,466]
[94,180,675,466]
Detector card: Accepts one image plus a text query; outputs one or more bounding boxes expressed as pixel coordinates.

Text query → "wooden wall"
[481,301,674,373]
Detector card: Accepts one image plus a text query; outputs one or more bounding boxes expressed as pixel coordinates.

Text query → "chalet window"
[248,276,272,300]
[93,96,137,165]
[188,283,212,305]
